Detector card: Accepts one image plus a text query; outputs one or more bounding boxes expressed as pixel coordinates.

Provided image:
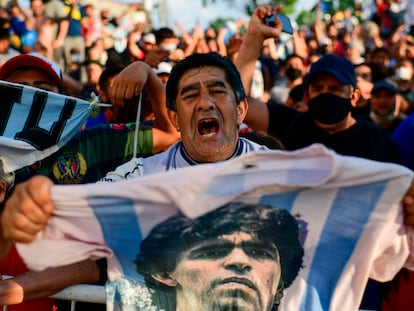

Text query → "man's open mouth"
[198,119,219,137]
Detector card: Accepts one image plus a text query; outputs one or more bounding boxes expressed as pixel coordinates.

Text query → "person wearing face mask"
[359,79,406,134]
[270,54,306,105]
[352,62,373,119]
[244,53,402,165]
[154,27,183,64]
[393,58,414,114]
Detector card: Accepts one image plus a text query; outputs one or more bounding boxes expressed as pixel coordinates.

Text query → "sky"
[16,0,315,31]
[150,0,248,29]
[148,0,316,30]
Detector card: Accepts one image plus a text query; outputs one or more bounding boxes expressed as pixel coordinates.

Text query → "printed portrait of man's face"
[162,231,281,311]
[136,202,304,311]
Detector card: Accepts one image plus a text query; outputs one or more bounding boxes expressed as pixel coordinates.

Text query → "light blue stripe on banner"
[206,173,249,196]
[300,181,387,311]
[89,197,143,278]
[258,190,301,213]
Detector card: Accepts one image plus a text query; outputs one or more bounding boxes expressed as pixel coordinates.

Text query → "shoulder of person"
[357,119,391,136]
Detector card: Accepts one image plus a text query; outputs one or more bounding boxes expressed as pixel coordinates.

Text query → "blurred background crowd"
[0,0,413,137]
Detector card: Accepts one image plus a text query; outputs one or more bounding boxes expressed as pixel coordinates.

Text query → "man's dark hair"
[98,65,124,91]
[370,47,392,61]
[240,131,285,150]
[0,17,10,40]
[135,201,304,310]
[165,52,246,111]
[282,53,305,67]
[154,27,177,44]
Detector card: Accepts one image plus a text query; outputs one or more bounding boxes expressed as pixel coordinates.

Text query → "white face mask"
[370,104,399,124]
[160,43,177,54]
[395,66,413,81]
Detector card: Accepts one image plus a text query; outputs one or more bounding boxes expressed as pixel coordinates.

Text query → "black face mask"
[308,93,352,125]
[285,67,303,81]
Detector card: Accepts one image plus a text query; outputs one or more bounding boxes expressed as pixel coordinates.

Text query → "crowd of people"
[1,0,414,310]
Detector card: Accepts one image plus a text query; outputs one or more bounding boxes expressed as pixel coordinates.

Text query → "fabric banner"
[16,144,414,311]
[0,81,93,174]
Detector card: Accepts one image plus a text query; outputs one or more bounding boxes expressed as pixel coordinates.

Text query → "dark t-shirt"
[358,114,405,135]
[267,102,402,164]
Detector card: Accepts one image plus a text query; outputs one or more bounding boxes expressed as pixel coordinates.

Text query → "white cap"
[319,37,332,46]
[395,66,412,81]
[143,33,156,44]
[154,62,172,75]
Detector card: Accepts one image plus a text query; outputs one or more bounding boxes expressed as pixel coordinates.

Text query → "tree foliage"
[205,0,300,31]
[204,0,360,31]
[242,0,298,17]
[295,0,363,26]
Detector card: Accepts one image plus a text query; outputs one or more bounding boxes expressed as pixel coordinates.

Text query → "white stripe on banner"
[0,81,93,173]
[16,146,414,311]
[279,189,338,310]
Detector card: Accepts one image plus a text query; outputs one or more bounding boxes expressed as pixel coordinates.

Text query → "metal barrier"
[51,284,106,311]
[1,276,106,311]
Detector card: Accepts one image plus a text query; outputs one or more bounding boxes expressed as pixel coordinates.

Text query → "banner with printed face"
[16,145,413,311]
[0,81,93,174]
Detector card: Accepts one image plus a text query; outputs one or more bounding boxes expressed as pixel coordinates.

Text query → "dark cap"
[372,79,397,94]
[308,54,357,87]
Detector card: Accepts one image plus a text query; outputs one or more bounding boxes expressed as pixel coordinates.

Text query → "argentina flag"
[0,81,93,174]
[16,144,414,311]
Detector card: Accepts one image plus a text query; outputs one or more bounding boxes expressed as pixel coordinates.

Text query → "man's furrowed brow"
[180,82,201,96]
[185,239,235,259]
[205,80,227,88]
[189,239,233,251]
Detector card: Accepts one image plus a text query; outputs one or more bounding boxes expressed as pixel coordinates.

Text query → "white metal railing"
[1,276,106,311]
[51,284,106,311]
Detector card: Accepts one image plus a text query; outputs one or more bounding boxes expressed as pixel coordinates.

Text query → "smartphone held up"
[264,13,294,34]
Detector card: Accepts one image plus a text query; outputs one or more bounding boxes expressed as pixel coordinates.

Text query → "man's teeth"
[202,132,216,137]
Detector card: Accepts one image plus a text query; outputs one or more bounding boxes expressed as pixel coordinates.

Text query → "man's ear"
[151,273,178,287]
[168,109,180,131]
[350,88,361,107]
[0,179,7,203]
[237,99,248,125]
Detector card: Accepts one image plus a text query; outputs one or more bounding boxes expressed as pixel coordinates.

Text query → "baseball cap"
[0,53,63,88]
[143,33,156,45]
[394,66,412,81]
[308,54,357,87]
[319,37,332,47]
[154,62,172,75]
[372,79,398,94]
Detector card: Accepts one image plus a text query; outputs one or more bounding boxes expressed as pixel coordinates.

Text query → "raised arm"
[233,5,282,132]
[126,23,146,61]
[108,61,179,153]
[234,5,282,96]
